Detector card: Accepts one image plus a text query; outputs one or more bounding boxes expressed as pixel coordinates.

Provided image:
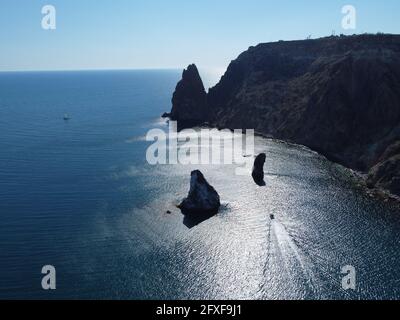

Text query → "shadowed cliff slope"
[170,34,400,197]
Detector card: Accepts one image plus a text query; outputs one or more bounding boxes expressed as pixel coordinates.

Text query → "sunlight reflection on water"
[101,127,400,300]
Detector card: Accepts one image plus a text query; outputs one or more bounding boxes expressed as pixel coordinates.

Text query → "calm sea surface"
[0,70,399,299]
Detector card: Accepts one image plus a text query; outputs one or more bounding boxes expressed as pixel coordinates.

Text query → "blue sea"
[0,70,400,300]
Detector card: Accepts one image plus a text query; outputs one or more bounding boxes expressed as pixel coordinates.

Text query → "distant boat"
[270,214,275,220]
[63,114,70,121]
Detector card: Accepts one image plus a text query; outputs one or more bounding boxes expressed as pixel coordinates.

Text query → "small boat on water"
[63,114,70,121]
[270,214,275,220]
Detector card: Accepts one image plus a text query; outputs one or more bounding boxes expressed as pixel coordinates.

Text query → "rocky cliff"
[168,64,208,129]
[170,34,400,197]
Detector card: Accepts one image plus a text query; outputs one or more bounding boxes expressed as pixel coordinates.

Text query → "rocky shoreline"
[252,131,400,204]
[166,34,400,201]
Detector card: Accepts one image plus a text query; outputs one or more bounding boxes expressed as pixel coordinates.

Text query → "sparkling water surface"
[0,70,399,299]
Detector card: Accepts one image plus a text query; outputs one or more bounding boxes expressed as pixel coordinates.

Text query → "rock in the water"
[169,64,208,129]
[170,35,400,197]
[161,112,170,118]
[178,170,221,215]
[252,153,266,186]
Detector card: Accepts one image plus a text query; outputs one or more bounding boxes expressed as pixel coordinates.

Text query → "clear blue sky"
[0,0,399,72]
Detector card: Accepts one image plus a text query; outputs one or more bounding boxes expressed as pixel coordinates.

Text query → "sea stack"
[178,170,221,215]
[172,35,400,197]
[252,153,266,186]
[170,64,208,129]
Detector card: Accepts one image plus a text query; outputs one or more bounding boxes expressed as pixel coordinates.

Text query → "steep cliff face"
[169,64,208,128]
[169,34,400,197]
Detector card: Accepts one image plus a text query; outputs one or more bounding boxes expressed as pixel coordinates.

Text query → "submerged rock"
[178,170,221,215]
[252,153,266,186]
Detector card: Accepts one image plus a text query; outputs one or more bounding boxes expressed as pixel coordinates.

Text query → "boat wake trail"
[260,219,320,299]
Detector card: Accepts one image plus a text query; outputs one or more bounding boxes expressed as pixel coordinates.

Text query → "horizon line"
[0,67,188,74]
